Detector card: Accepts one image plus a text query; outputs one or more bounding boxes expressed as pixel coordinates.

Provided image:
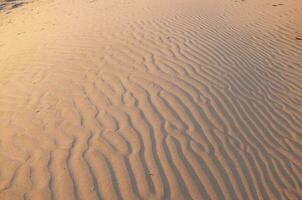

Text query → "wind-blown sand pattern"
[0,0,302,199]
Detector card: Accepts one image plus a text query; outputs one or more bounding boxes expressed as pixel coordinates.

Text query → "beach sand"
[0,0,301,199]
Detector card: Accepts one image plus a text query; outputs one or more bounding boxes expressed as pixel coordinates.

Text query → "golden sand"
[0,0,301,199]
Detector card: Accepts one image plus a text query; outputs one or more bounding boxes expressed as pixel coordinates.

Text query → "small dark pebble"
[296,37,302,40]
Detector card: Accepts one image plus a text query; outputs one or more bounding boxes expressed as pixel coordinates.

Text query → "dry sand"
[0,0,302,199]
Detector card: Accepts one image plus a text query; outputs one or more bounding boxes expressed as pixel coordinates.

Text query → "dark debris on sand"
[0,0,30,12]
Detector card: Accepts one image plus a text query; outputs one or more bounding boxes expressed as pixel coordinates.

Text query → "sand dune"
[0,0,301,199]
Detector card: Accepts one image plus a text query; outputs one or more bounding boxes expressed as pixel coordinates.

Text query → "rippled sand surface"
[0,0,301,199]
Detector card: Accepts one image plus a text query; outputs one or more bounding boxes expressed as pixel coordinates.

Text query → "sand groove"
[0,0,301,199]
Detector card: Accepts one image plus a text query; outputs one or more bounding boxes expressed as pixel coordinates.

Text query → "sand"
[0,0,301,199]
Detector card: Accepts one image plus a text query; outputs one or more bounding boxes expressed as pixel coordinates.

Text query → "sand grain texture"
[0,0,302,199]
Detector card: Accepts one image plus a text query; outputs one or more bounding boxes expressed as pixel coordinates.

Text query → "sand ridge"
[0,0,301,199]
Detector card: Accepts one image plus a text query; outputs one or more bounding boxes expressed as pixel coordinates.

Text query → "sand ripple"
[0,0,301,199]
